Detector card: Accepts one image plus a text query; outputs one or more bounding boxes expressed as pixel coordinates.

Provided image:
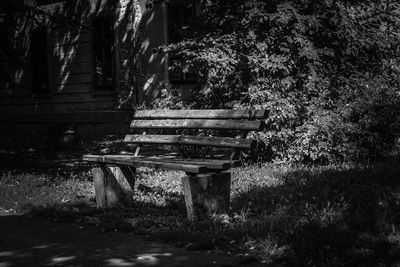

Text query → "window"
[93,17,114,91]
[168,0,197,84]
[31,26,49,94]
[168,0,196,43]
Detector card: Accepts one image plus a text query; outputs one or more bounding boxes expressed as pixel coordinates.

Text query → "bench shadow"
[0,212,243,267]
[230,163,400,265]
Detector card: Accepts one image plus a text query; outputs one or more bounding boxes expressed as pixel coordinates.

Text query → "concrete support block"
[92,165,136,209]
[182,172,231,221]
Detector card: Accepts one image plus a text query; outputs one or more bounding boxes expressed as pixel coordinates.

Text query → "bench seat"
[83,154,241,173]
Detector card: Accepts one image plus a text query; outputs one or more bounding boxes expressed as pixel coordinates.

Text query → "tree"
[155,0,400,163]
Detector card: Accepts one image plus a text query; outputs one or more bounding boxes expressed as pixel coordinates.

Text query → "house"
[0,0,199,149]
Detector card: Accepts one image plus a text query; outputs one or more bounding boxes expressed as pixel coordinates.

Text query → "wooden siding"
[0,22,117,112]
[0,100,116,113]
[0,111,135,124]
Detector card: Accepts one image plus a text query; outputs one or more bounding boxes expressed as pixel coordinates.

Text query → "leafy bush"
[154,0,400,163]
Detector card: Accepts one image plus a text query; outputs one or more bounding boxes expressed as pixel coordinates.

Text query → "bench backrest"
[124,109,268,160]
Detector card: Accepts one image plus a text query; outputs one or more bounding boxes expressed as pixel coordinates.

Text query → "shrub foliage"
[155,0,400,163]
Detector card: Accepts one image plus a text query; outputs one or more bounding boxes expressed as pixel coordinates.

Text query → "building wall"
[117,0,170,107]
[0,0,172,149]
[0,0,171,112]
[0,1,120,113]
[136,0,169,105]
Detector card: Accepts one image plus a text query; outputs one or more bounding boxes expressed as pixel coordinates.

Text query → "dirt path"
[0,214,265,267]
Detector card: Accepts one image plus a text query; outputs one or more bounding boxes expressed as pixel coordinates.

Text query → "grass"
[1,151,400,266]
[0,171,94,213]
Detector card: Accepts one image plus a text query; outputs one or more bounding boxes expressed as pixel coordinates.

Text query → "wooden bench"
[83,109,267,220]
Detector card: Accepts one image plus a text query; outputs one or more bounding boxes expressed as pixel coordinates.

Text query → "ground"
[1,150,400,266]
[0,213,264,267]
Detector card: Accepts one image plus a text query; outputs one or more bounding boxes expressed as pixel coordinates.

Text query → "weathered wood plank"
[139,156,241,169]
[124,134,256,149]
[83,155,208,173]
[52,83,92,94]
[92,166,133,209]
[84,154,239,170]
[0,93,114,105]
[53,40,92,49]
[182,172,231,220]
[0,84,32,96]
[52,51,93,69]
[0,111,134,123]
[52,32,92,46]
[53,73,92,85]
[0,101,115,113]
[130,119,264,131]
[133,109,268,119]
[52,42,92,57]
[53,57,93,66]
[92,167,107,208]
[103,166,129,208]
[53,62,93,75]
[51,28,91,39]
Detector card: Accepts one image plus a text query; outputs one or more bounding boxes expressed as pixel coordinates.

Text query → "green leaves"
[154,0,400,163]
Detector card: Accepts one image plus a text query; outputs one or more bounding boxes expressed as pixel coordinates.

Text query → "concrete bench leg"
[182,172,231,221]
[92,165,136,209]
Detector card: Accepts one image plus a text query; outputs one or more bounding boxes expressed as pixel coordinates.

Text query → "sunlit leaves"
[156,0,400,163]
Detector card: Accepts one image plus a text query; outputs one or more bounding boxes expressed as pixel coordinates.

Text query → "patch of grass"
[1,158,400,266]
[0,171,95,213]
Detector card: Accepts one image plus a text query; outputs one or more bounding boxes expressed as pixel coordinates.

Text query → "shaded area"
[0,214,256,267]
[229,164,400,265]
[2,150,400,265]
[92,163,400,265]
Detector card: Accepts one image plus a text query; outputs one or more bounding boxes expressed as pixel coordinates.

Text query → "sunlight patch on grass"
[0,171,94,213]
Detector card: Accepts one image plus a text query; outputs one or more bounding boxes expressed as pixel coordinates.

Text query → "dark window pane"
[31,26,49,94]
[94,20,102,41]
[104,19,113,40]
[94,46,103,87]
[182,3,194,28]
[168,5,181,43]
[93,17,114,91]
[168,0,195,43]
[168,1,197,84]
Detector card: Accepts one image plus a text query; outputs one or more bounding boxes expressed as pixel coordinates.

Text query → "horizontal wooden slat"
[53,40,92,49]
[52,83,92,93]
[83,155,239,172]
[0,93,115,105]
[130,119,264,131]
[133,110,268,119]
[0,111,134,124]
[53,73,92,85]
[52,52,93,69]
[53,62,93,75]
[0,102,115,113]
[83,155,210,173]
[52,32,92,46]
[124,134,256,149]
[52,42,92,57]
[141,156,241,169]
[51,28,91,39]
[53,58,93,66]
